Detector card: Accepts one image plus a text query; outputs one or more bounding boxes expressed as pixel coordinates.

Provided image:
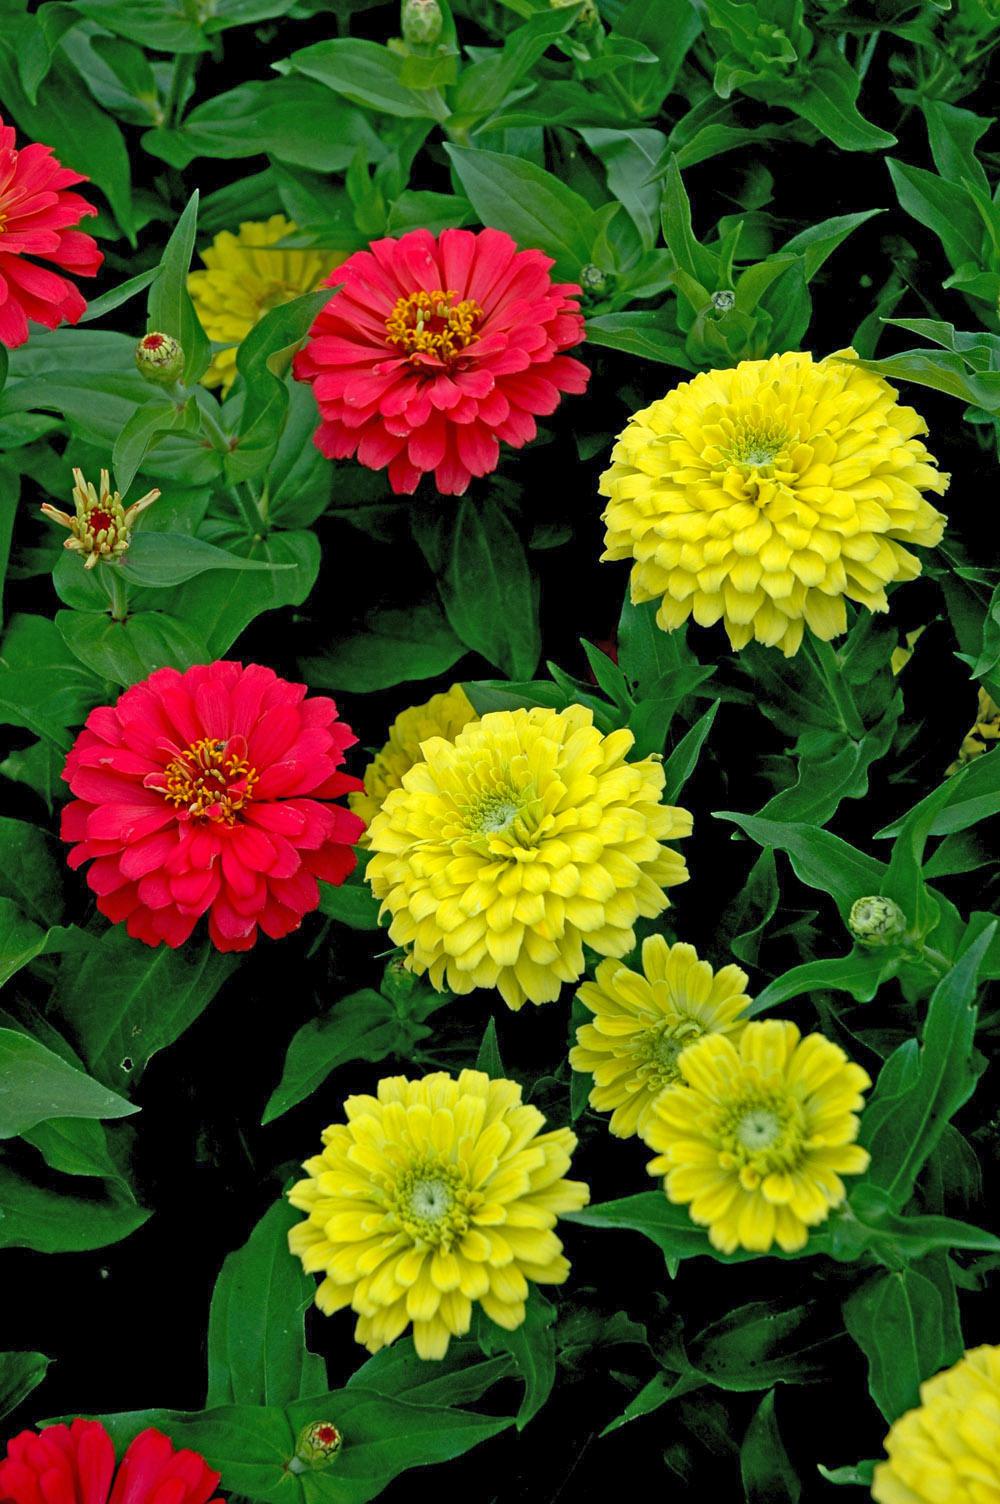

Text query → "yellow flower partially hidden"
[570,937,751,1139]
[947,687,1000,775]
[188,215,333,393]
[287,1069,589,1360]
[365,704,692,1010]
[600,349,949,658]
[873,1344,1000,1503]
[350,684,477,844]
[641,1019,871,1254]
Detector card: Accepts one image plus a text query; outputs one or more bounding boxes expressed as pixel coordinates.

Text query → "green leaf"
[715,811,885,921]
[56,608,211,688]
[740,1390,801,1503]
[0,1351,50,1422]
[207,1200,327,1407]
[475,1287,556,1428]
[749,949,897,1015]
[70,0,208,53]
[0,1029,138,1138]
[788,50,895,152]
[444,144,599,280]
[147,190,211,386]
[414,499,541,680]
[79,268,162,325]
[0,901,86,990]
[54,928,240,1092]
[451,8,580,123]
[888,158,984,276]
[113,398,200,498]
[843,1264,961,1422]
[687,1301,834,1390]
[0,614,103,748]
[585,312,691,367]
[876,750,1000,840]
[303,594,464,694]
[780,209,884,282]
[475,1017,505,1080]
[0,1169,150,1252]
[283,38,443,119]
[263,991,400,1125]
[860,924,996,1207]
[566,1193,831,1266]
[0,817,66,926]
[317,871,382,932]
[123,532,296,588]
[347,1338,514,1408]
[662,701,719,804]
[173,528,321,660]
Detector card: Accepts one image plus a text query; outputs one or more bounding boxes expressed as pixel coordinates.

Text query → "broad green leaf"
[263,991,400,1125]
[0,1029,137,1138]
[474,1288,556,1429]
[147,190,211,385]
[56,608,211,688]
[123,532,296,588]
[227,288,333,484]
[347,1338,514,1408]
[302,594,465,695]
[0,818,66,926]
[173,528,320,659]
[565,1193,831,1266]
[715,811,885,920]
[475,1017,506,1080]
[843,1264,961,1422]
[787,50,895,153]
[284,38,444,120]
[317,872,381,931]
[207,1200,327,1407]
[0,1169,150,1252]
[749,950,897,1015]
[740,1390,801,1503]
[0,1351,50,1422]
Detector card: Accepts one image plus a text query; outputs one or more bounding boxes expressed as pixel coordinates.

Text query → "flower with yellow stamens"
[40,469,158,569]
[365,705,692,1010]
[187,215,333,393]
[947,687,1000,774]
[350,684,477,843]
[600,349,949,658]
[287,1069,589,1360]
[569,937,751,1138]
[641,1019,871,1254]
[872,1344,1000,1503]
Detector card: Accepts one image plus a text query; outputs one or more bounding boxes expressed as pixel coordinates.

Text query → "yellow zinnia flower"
[641,1019,871,1254]
[600,349,949,657]
[873,1344,1000,1503]
[287,1069,590,1360]
[350,684,477,844]
[187,214,333,392]
[365,704,692,1010]
[569,937,751,1138]
[947,687,1000,774]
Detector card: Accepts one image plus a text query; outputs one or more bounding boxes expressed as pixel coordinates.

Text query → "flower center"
[725,418,790,468]
[636,1018,703,1089]
[391,1159,471,1248]
[385,288,483,364]
[149,736,258,825]
[720,1092,806,1182]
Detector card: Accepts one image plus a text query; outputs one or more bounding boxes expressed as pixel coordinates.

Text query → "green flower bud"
[711,289,736,313]
[401,0,442,45]
[849,896,907,947]
[293,1422,343,1470]
[135,331,184,385]
[580,264,610,298]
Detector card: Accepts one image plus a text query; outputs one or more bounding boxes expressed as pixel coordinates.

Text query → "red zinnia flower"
[0,1420,221,1504]
[293,227,589,496]
[0,116,103,349]
[61,661,365,953]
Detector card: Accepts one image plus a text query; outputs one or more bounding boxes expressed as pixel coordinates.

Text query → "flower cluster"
[365,704,692,1009]
[0,114,102,347]
[288,1068,589,1359]
[600,349,949,657]
[60,661,364,952]
[293,227,589,495]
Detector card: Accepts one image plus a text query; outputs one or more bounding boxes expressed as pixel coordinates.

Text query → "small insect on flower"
[872,1344,1000,1503]
[0,114,103,347]
[600,349,949,657]
[40,468,159,569]
[0,1420,222,1504]
[288,1069,589,1359]
[365,705,692,1009]
[641,1019,871,1254]
[570,937,752,1139]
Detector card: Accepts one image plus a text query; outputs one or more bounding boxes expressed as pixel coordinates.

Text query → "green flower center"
[635,1018,703,1090]
[725,419,791,468]
[391,1159,471,1248]
[720,1092,806,1177]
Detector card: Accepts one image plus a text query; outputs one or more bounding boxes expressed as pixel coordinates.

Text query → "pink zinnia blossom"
[0,115,103,348]
[61,662,365,953]
[0,1421,221,1504]
[293,227,589,496]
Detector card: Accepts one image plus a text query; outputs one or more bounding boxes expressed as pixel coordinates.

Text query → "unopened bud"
[580,263,609,296]
[849,896,907,947]
[401,0,442,45]
[135,331,184,385]
[292,1422,343,1471]
[711,289,736,312]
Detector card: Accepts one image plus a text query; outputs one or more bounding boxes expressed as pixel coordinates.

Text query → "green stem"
[228,485,265,539]
[807,637,866,739]
[101,562,130,622]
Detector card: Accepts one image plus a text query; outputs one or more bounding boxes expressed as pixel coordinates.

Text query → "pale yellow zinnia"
[873,1344,1000,1503]
[948,687,1000,775]
[287,1069,590,1360]
[350,684,477,843]
[569,937,751,1138]
[365,704,692,1010]
[600,349,949,657]
[188,214,333,392]
[641,1019,871,1254]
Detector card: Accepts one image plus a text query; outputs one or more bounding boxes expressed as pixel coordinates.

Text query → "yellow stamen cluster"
[873,1344,1000,1503]
[570,936,751,1138]
[365,705,692,1010]
[641,1019,871,1254]
[350,684,478,844]
[39,468,158,570]
[385,288,482,363]
[152,737,257,824]
[287,1069,589,1359]
[600,349,949,657]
